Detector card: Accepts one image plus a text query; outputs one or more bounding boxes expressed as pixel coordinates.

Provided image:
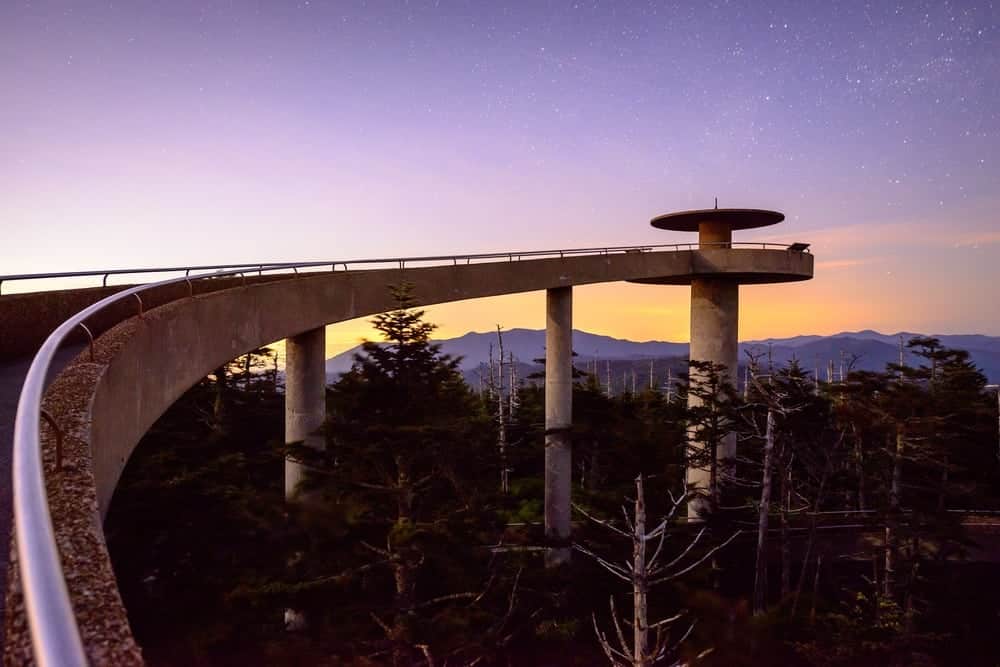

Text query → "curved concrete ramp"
[4,247,811,663]
[91,249,811,517]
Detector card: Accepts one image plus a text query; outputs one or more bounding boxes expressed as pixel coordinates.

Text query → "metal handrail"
[0,242,809,294]
[9,240,810,664]
[12,260,314,666]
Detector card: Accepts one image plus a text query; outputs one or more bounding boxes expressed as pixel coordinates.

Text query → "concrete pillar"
[545,286,572,564]
[285,326,327,501]
[698,221,733,248]
[687,277,739,517]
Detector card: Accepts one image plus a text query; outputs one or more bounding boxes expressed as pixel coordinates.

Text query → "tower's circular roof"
[650,208,784,231]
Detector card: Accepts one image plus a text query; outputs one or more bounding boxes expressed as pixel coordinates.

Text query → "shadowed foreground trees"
[105,316,1000,665]
[291,285,522,664]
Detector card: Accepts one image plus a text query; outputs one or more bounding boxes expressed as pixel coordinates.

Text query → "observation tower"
[632,207,813,515]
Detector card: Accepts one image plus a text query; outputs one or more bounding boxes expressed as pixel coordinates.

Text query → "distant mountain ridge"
[325,329,1000,383]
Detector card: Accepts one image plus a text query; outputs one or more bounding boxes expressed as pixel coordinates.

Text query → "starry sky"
[2,1,998,354]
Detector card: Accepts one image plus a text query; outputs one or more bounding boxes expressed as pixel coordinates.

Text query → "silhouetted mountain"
[326,329,1000,383]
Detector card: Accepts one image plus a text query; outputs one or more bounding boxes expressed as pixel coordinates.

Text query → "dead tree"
[487,342,496,402]
[508,351,519,420]
[575,476,738,665]
[752,408,776,615]
[496,326,510,494]
[741,360,813,616]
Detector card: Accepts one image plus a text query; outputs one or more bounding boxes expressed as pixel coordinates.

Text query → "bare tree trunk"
[243,352,252,390]
[588,439,601,492]
[903,537,919,635]
[508,351,518,419]
[809,553,822,625]
[213,364,227,432]
[753,409,776,615]
[496,327,509,494]
[391,455,417,666]
[780,462,792,598]
[792,459,831,617]
[853,426,866,511]
[487,343,495,401]
[633,476,649,665]
[884,428,903,599]
[767,343,774,383]
[582,476,739,666]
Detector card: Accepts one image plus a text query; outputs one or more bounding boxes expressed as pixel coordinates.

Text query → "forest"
[105,289,1000,666]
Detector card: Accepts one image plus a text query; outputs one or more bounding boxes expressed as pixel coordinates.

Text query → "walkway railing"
[0,241,807,295]
[7,241,808,665]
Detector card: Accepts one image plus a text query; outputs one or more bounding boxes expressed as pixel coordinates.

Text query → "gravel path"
[0,344,83,646]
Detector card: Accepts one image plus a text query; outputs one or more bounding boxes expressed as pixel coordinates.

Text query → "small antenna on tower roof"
[714,197,718,209]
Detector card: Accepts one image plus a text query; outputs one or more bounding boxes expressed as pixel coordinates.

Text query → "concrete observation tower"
[632,207,812,515]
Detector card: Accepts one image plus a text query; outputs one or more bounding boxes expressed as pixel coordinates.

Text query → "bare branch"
[609,596,631,657]
[360,540,392,558]
[573,503,633,539]
[652,531,741,584]
[649,612,685,629]
[370,611,393,636]
[573,544,632,582]
[660,526,707,571]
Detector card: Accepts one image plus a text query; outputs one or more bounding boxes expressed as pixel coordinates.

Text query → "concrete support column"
[687,277,739,517]
[545,286,573,564]
[698,221,733,248]
[285,326,327,502]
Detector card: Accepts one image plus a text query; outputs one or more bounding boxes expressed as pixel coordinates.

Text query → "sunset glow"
[3,2,997,342]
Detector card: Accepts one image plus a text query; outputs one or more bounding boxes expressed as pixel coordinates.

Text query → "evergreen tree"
[291,284,513,664]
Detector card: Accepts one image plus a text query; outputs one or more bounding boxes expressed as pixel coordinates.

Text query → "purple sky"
[3,1,998,348]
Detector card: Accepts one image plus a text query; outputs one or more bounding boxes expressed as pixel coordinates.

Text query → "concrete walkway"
[0,345,82,644]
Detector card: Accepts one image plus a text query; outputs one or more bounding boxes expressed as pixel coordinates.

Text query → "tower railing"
[7,241,809,665]
[0,242,808,295]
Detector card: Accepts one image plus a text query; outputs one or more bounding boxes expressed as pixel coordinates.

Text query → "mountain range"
[325,329,1000,384]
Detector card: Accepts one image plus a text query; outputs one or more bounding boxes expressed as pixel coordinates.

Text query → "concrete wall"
[5,247,813,662]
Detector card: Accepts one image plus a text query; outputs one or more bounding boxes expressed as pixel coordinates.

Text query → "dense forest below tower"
[106,292,1000,666]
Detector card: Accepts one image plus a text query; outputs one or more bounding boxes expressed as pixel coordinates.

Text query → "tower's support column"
[285,326,327,502]
[545,286,573,565]
[687,277,739,516]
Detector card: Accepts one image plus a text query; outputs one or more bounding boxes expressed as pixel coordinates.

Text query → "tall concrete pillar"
[285,326,327,501]
[545,286,573,564]
[687,277,739,515]
[687,219,739,517]
[644,206,806,519]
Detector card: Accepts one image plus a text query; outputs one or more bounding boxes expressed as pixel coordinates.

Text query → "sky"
[2,1,998,356]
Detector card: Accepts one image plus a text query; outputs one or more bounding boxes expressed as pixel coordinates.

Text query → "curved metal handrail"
[12,261,316,666]
[0,242,809,294]
[9,241,809,664]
